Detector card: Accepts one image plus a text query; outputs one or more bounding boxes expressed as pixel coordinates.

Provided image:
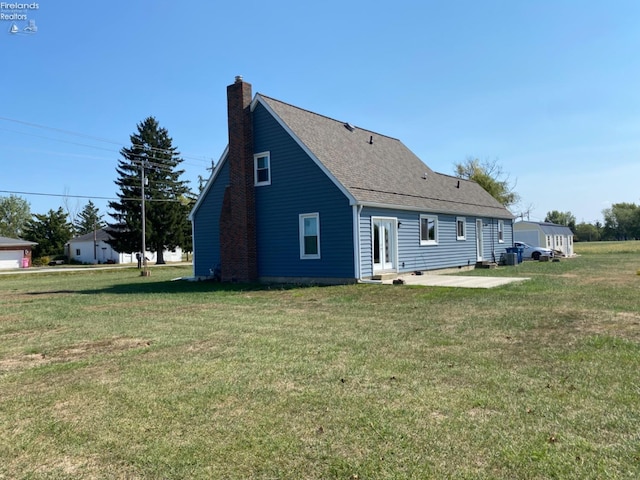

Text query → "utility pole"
[141,160,150,277]
[93,220,97,264]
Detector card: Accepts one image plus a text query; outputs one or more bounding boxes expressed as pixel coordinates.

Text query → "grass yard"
[1,243,639,479]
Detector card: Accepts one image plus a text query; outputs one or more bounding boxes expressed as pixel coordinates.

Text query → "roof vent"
[422,172,428,180]
[344,123,355,132]
[369,136,373,144]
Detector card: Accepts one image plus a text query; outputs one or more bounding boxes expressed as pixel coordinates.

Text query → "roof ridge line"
[256,93,401,141]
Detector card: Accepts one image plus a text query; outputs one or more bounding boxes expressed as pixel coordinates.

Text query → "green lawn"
[1,244,639,479]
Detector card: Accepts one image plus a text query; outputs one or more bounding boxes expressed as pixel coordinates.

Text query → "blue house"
[189,77,515,283]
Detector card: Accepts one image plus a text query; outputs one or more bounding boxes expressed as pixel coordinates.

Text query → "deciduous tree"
[23,207,73,259]
[0,194,31,238]
[454,158,520,208]
[602,203,640,240]
[574,222,601,242]
[544,210,576,231]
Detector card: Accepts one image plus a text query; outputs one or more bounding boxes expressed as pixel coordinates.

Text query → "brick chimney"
[219,76,258,282]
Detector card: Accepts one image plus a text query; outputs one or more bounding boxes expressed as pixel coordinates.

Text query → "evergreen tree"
[74,200,105,236]
[0,194,31,238]
[23,207,73,259]
[107,117,191,264]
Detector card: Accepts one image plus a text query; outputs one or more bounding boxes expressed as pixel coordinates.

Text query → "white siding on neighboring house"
[67,229,183,264]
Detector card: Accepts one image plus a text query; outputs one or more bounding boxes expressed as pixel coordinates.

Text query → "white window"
[254,152,271,186]
[456,217,466,240]
[299,213,320,259]
[420,215,438,245]
[497,220,504,243]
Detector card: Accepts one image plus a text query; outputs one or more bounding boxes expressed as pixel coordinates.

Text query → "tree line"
[0,117,195,263]
[454,158,638,243]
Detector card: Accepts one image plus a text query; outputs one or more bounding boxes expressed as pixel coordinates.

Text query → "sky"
[2,1,639,226]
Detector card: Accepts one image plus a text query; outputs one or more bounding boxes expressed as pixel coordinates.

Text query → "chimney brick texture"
[219,79,258,282]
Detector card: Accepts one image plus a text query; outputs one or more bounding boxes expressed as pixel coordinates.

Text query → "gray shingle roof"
[69,229,112,243]
[516,221,574,235]
[257,94,514,219]
[0,236,37,247]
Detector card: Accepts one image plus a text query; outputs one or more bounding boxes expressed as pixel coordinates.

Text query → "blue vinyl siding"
[192,160,229,277]
[252,103,354,280]
[359,207,514,276]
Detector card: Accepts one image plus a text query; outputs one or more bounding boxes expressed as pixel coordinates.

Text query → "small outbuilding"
[67,229,183,264]
[513,221,575,257]
[0,236,37,269]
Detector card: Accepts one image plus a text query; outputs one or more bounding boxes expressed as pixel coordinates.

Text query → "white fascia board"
[188,146,229,221]
[358,201,514,219]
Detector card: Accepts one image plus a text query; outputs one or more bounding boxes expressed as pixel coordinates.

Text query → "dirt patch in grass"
[529,308,640,345]
[0,337,152,372]
[578,311,640,340]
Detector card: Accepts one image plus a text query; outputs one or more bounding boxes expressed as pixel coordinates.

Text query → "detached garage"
[0,236,37,269]
[513,221,575,257]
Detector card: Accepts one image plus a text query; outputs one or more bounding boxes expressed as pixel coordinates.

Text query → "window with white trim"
[497,220,504,243]
[456,217,466,240]
[254,152,271,186]
[420,215,438,245]
[299,213,320,259]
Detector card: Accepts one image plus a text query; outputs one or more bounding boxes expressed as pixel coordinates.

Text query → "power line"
[0,115,214,165]
[0,115,122,145]
[0,126,212,171]
[0,189,187,203]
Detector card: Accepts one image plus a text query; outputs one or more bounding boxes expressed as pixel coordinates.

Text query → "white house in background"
[67,229,183,264]
[513,221,575,257]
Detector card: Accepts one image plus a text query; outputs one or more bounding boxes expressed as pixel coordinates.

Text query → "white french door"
[476,219,484,261]
[373,218,397,273]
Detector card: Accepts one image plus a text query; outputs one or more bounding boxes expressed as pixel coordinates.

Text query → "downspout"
[353,204,362,280]
[190,220,196,277]
[491,218,496,263]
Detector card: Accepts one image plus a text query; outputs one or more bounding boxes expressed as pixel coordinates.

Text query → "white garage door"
[0,250,24,269]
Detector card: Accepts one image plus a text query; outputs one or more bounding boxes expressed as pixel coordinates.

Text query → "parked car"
[514,241,554,260]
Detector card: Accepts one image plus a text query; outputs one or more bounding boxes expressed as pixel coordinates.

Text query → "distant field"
[574,239,640,255]
[1,256,639,479]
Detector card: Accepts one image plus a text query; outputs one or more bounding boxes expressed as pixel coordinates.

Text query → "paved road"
[0,263,192,275]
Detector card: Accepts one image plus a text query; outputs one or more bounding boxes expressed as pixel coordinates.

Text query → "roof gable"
[69,228,112,243]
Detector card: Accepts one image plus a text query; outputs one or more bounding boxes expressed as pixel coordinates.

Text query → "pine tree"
[74,200,105,236]
[23,207,73,259]
[107,117,191,264]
